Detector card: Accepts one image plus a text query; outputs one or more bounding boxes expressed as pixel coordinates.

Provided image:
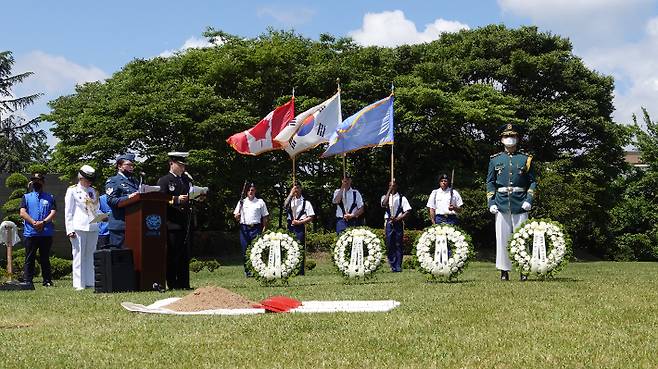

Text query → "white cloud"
[14,51,107,95]
[647,16,658,37]
[159,36,215,58]
[498,1,658,124]
[498,0,655,45]
[9,51,107,148]
[257,6,315,26]
[349,10,469,47]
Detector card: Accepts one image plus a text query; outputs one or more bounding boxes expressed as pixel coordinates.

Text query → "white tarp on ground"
[121,298,400,315]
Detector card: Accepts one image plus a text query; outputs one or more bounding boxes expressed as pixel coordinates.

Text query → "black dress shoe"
[42,281,54,287]
[520,274,528,281]
[500,270,509,281]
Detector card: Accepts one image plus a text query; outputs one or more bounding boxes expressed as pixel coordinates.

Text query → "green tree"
[45,26,627,256]
[0,51,48,172]
[605,109,658,260]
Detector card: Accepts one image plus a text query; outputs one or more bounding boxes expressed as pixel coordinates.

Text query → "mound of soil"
[164,286,256,311]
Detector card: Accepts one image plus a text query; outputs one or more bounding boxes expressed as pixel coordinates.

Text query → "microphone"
[139,172,145,193]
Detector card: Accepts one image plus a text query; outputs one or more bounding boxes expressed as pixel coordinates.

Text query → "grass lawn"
[1,257,657,369]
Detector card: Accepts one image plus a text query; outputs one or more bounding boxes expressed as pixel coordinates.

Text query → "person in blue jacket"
[19,172,57,287]
[104,153,139,248]
[96,193,112,249]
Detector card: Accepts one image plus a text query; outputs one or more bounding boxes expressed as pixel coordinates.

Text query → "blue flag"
[321,95,394,158]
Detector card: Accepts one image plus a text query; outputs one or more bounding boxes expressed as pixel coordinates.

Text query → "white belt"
[497,187,526,193]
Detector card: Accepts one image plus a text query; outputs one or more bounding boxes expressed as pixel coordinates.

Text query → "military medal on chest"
[168,182,176,192]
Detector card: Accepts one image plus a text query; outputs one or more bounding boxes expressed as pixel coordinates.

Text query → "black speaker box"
[94,248,135,293]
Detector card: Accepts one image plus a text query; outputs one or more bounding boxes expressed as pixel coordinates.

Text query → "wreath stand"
[0,221,34,291]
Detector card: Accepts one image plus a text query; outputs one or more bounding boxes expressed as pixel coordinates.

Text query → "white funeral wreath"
[415,224,471,279]
[333,227,384,278]
[508,219,569,277]
[248,231,302,282]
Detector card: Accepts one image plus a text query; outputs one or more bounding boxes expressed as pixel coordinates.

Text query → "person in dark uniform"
[157,152,194,290]
[284,182,315,275]
[381,180,412,272]
[19,172,57,287]
[487,123,537,281]
[105,153,139,248]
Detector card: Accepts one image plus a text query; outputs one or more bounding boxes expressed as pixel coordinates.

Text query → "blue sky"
[4,0,658,145]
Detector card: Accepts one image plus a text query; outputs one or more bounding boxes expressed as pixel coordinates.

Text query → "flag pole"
[292,156,296,185]
[342,154,346,178]
[390,82,395,182]
[390,145,394,182]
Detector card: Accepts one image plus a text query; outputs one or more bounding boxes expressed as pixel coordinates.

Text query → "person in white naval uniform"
[65,165,102,290]
[234,183,269,277]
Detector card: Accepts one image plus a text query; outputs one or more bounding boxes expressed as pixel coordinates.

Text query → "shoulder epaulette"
[68,184,76,188]
[490,152,503,159]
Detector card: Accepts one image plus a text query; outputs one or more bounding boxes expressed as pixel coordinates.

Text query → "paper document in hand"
[189,186,208,200]
[139,185,161,193]
[89,213,110,224]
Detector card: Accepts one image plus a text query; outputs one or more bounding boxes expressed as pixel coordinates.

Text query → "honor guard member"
[157,152,193,290]
[427,174,463,225]
[487,123,537,281]
[284,182,315,275]
[332,173,364,235]
[20,172,57,287]
[65,165,100,290]
[105,153,139,248]
[381,180,411,272]
[233,183,269,277]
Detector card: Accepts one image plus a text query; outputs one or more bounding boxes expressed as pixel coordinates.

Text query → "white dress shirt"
[380,193,412,219]
[332,188,364,217]
[287,196,315,221]
[426,188,463,215]
[234,197,269,225]
[65,183,100,234]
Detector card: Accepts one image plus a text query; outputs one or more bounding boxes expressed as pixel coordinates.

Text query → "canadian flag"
[226,99,295,155]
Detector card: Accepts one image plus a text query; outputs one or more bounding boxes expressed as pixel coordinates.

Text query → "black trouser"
[288,222,306,275]
[96,235,110,250]
[23,236,53,283]
[166,229,190,289]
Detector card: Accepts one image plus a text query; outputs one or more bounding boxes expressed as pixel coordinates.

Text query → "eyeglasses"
[122,163,135,167]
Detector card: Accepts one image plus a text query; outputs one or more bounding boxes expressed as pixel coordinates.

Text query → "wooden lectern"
[121,192,168,291]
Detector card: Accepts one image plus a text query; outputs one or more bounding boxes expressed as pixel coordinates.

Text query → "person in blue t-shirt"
[19,172,57,287]
[96,193,112,249]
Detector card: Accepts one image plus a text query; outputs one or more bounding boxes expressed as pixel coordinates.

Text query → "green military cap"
[499,123,523,136]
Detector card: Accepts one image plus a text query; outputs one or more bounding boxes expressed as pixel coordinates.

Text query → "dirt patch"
[163,286,256,311]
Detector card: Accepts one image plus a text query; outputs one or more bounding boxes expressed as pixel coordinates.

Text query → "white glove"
[522,202,532,211]
[489,205,499,214]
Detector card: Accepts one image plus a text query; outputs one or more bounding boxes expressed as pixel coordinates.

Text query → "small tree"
[1,172,28,226]
[0,50,48,172]
[605,109,658,260]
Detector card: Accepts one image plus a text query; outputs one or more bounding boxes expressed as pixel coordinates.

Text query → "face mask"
[502,137,517,147]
